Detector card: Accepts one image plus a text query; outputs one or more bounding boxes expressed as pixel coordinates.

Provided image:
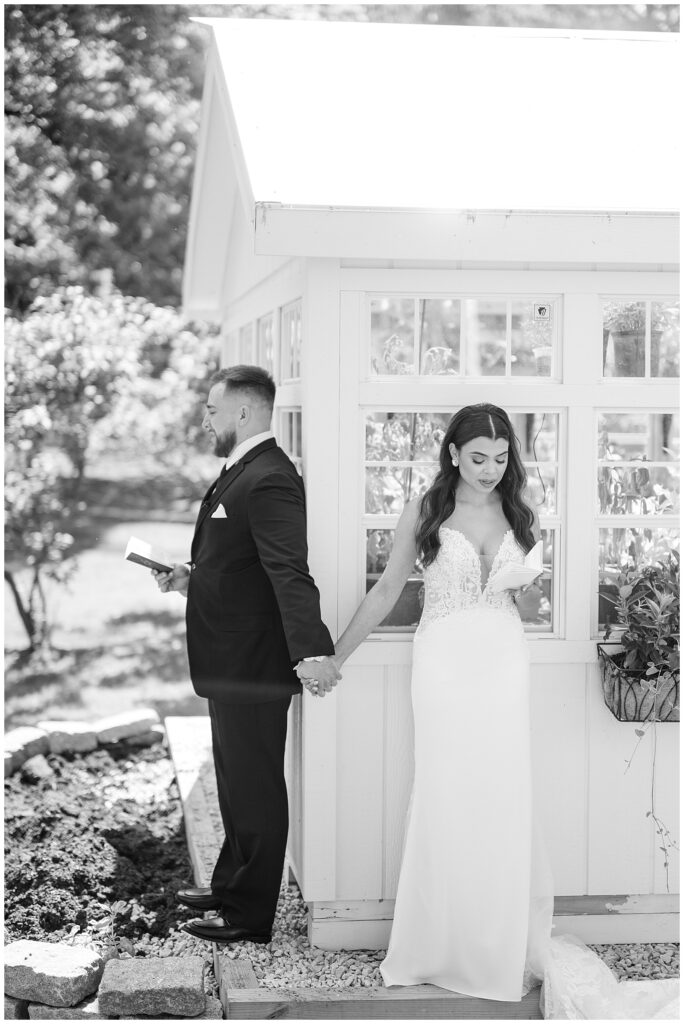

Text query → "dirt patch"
[4,744,199,947]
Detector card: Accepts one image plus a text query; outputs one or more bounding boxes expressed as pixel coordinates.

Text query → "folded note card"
[125,536,174,573]
[488,539,544,594]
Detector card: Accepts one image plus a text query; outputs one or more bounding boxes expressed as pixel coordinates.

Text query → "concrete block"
[28,993,112,1018]
[97,956,205,1018]
[36,721,98,755]
[4,940,104,1008]
[4,727,49,772]
[5,993,30,1019]
[95,709,160,744]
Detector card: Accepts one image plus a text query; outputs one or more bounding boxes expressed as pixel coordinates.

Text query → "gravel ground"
[4,742,679,995]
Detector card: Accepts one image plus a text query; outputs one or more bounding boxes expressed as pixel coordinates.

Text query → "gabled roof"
[197,18,678,211]
[183,19,679,316]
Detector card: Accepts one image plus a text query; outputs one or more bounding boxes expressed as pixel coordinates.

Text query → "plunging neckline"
[439,526,514,591]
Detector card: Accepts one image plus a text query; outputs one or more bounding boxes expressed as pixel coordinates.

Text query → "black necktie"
[201,466,229,509]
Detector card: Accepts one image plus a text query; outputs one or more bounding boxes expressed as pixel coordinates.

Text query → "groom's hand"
[152,563,190,598]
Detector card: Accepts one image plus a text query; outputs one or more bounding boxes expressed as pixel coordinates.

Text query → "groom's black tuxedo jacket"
[186,438,334,703]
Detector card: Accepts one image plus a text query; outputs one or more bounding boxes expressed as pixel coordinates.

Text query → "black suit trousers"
[208,696,292,934]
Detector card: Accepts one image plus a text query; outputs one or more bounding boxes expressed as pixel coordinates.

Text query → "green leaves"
[4,4,205,311]
[606,553,679,679]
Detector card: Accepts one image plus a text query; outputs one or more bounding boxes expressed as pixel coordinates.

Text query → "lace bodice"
[416,527,524,636]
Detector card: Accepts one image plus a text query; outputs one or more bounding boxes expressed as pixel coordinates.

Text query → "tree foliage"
[4,287,218,650]
[4,4,206,311]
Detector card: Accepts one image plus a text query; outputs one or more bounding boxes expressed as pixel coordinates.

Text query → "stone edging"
[4,943,222,1020]
[4,713,224,1019]
[4,709,165,779]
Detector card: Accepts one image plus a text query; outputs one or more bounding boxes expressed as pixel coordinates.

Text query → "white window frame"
[599,295,680,383]
[338,270,679,662]
[280,299,303,383]
[592,405,679,638]
[360,405,565,637]
[277,406,303,475]
[365,292,563,383]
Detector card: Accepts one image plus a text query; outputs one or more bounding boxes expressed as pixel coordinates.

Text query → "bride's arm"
[334,499,421,667]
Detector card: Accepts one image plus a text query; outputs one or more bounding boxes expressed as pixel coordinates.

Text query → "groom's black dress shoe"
[176,887,222,912]
[181,915,271,945]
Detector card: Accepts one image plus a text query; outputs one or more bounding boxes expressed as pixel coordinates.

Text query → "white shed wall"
[292,259,679,948]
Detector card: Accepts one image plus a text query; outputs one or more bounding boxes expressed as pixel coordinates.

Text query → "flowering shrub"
[4,287,218,651]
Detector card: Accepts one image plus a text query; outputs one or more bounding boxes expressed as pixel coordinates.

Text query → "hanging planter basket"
[597,644,679,723]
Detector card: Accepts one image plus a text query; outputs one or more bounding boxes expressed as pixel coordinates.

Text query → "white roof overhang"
[184,18,679,307]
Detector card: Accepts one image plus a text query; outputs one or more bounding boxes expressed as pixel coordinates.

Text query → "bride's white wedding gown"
[379,526,679,1019]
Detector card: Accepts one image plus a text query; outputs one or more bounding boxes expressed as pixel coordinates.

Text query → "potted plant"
[603,301,647,376]
[598,550,679,722]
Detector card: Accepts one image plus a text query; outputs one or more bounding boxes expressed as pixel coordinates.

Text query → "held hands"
[295,656,342,698]
[151,563,191,598]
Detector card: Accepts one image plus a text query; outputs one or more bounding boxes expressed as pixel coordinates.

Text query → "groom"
[154,365,340,943]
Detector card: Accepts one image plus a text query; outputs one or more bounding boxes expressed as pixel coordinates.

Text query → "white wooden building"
[183,18,679,948]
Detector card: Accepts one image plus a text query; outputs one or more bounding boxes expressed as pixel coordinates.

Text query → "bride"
[298,403,678,1019]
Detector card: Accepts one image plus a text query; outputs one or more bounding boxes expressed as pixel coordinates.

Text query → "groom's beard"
[214,428,237,459]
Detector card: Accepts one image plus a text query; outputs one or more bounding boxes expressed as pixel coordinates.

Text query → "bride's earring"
[451,457,459,468]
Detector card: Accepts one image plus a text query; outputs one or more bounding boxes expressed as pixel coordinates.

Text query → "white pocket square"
[211,504,228,519]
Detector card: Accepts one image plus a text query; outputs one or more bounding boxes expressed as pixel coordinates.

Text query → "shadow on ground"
[5,610,207,729]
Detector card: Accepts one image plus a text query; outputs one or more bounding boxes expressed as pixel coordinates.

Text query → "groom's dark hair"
[211,365,276,410]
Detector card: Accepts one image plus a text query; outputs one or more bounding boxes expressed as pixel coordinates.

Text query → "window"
[363,409,561,633]
[280,300,302,382]
[597,411,679,633]
[601,298,679,379]
[257,313,275,377]
[239,323,255,363]
[369,295,559,379]
[278,408,302,475]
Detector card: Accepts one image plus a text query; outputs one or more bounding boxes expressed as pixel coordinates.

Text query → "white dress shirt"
[223,430,275,473]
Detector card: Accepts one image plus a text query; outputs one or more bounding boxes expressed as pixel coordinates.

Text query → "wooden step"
[217,957,542,1020]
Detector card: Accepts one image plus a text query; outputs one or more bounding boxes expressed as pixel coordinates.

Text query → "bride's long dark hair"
[416,404,535,567]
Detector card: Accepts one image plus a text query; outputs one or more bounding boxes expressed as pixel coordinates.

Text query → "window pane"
[366,464,435,514]
[365,412,452,463]
[651,300,680,378]
[371,298,415,374]
[257,314,274,376]
[511,412,558,462]
[278,409,302,474]
[366,529,423,628]
[511,301,554,378]
[510,412,558,514]
[597,412,679,514]
[280,302,302,380]
[516,529,555,631]
[598,412,678,461]
[524,468,557,515]
[598,466,679,516]
[602,301,646,377]
[598,527,679,630]
[418,299,460,375]
[463,299,507,376]
[239,323,254,362]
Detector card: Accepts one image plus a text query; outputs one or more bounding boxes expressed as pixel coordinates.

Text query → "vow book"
[488,539,544,593]
[125,536,174,573]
